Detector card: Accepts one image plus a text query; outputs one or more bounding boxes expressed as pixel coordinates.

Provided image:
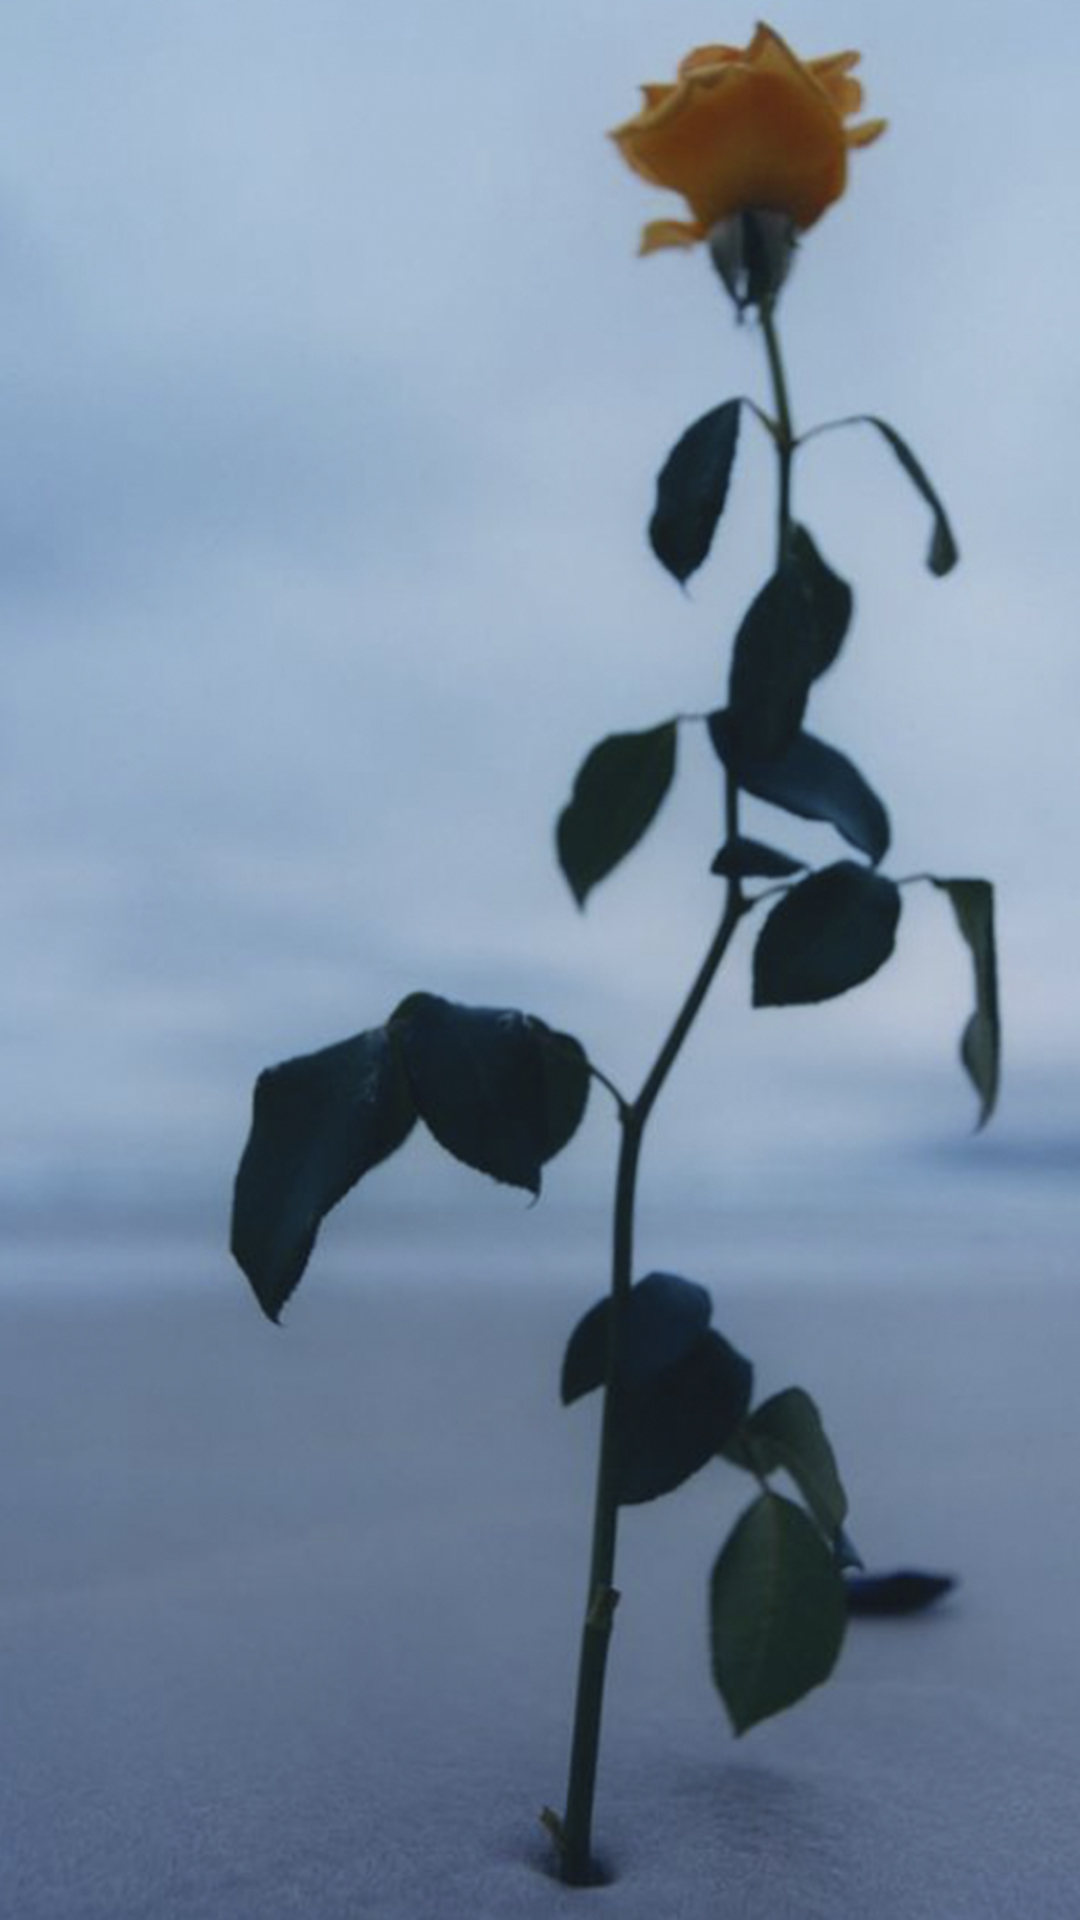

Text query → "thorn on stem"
[586,1584,620,1631]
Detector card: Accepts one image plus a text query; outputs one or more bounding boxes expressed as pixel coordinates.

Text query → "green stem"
[634,880,746,1133]
[558,878,747,1885]
[557,291,797,1888]
[759,296,796,563]
[557,1114,640,1885]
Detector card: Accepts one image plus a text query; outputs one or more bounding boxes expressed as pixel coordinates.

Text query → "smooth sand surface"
[3,1227,1079,1918]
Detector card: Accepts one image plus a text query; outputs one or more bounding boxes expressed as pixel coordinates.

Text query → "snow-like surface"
[4,1246,1080,1918]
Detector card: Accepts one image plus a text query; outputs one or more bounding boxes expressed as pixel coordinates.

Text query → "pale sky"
[1,0,1077,1218]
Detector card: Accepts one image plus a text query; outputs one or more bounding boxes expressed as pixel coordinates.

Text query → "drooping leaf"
[231,1028,417,1322]
[727,531,854,762]
[845,1570,957,1616]
[561,1271,713,1405]
[616,1329,753,1505]
[854,415,959,576]
[708,711,890,864]
[535,1022,593,1165]
[727,1388,848,1540]
[720,1426,762,1481]
[649,399,742,584]
[392,994,589,1195]
[787,524,854,677]
[753,862,901,1006]
[557,723,677,906]
[930,878,1000,1127]
[711,837,805,880]
[710,1492,847,1734]
[727,562,817,759]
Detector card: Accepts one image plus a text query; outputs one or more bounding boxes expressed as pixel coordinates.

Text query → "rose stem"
[759,292,796,560]
[557,869,747,1884]
[556,282,795,1889]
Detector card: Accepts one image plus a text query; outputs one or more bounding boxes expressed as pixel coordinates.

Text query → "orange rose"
[610,24,886,254]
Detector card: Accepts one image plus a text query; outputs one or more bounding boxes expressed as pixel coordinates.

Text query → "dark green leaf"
[617,1329,753,1505]
[845,1570,957,1616]
[708,711,890,864]
[930,878,1000,1127]
[535,1022,593,1163]
[392,994,589,1195]
[727,532,853,761]
[787,524,853,676]
[734,1388,848,1539]
[728,562,816,759]
[857,416,959,576]
[710,1492,847,1734]
[561,1271,713,1405]
[711,837,805,880]
[649,400,742,584]
[231,1029,416,1322]
[720,1426,763,1480]
[753,862,901,1006]
[557,724,677,906]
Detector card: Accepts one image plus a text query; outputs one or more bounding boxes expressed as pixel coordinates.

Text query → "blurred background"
[0,0,1075,1285]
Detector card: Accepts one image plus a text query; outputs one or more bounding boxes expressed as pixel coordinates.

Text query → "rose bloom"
[610,23,886,254]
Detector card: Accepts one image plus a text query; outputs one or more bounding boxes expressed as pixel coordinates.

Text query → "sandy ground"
[3,1225,1079,1919]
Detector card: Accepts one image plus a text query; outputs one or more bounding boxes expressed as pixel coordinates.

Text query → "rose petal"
[678,44,744,78]
[813,70,865,116]
[747,23,812,84]
[639,218,706,255]
[808,51,861,82]
[845,116,888,148]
